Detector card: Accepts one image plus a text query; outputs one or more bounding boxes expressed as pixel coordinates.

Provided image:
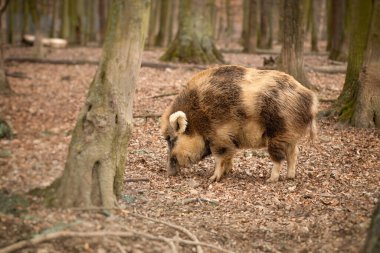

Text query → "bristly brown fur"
[161,65,318,182]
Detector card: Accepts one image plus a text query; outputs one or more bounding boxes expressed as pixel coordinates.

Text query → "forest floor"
[0,45,379,253]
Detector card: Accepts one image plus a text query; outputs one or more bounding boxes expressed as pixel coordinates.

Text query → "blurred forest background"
[0,0,379,253]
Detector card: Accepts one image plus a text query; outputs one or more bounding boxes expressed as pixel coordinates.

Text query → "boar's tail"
[309,117,317,143]
[309,95,319,143]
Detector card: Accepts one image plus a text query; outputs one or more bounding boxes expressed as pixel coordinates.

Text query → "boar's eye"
[166,136,177,149]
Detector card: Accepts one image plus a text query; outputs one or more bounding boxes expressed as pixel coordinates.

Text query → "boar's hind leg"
[267,140,287,182]
[286,143,299,179]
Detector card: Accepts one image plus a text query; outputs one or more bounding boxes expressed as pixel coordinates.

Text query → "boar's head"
[161,110,211,176]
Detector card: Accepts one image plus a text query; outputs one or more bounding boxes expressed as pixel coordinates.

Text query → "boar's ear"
[169,111,187,134]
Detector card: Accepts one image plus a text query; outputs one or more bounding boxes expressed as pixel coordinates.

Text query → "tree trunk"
[277,0,313,89]
[243,0,258,53]
[0,0,12,95]
[277,0,284,44]
[29,0,44,58]
[60,0,70,40]
[160,0,224,64]
[22,0,30,38]
[326,0,332,51]
[155,0,173,47]
[49,0,57,38]
[363,200,380,253]
[146,0,160,48]
[310,0,320,52]
[258,0,273,49]
[225,0,233,45]
[98,0,106,44]
[48,0,150,208]
[352,0,380,128]
[241,0,249,44]
[328,0,348,61]
[332,0,372,123]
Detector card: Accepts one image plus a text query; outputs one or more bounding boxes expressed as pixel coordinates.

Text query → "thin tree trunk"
[60,0,70,40]
[244,0,258,53]
[98,0,106,44]
[241,0,249,44]
[22,0,30,38]
[146,0,160,48]
[326,0,332,51]
[49,0,57,38]
[160,0,224,64]
[328,0,347,61]
[277,0,313,89]
[155,0,173,47]
[0,0,12,95]
[331,0,372,122]
[258,0,273,49]
[48,0,150,208]
[310,0,320,52]
[352,0,380,128]
[29,0,44,58]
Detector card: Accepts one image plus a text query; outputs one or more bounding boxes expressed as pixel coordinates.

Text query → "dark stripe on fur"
[259,90,286,138]
[268,141,286,162]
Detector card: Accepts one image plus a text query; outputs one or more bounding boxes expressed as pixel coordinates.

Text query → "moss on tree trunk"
[45,0,150,208]
[160,0,224,64]
[331,0,372,124]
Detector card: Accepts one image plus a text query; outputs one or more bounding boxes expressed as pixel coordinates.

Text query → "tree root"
[0,226,235,253]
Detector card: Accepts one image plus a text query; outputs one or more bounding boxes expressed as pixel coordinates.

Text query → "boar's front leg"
[209,147,235,182]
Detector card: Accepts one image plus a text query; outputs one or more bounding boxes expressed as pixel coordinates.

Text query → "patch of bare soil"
[0,46,379,253]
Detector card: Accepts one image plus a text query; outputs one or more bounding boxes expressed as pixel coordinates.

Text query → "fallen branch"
[129,212,205,253]
[125,178,150,183]
[151,92,178,99]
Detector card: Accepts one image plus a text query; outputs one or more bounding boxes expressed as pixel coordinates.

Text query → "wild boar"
[160,65,318,182]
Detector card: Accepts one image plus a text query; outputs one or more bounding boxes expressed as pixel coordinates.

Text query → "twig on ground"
[133,114,161,119]
[0,229,235,253]
[180,198,219,205]
[125,178,150,183]
[129,212,205,253]
[151,92,178,99]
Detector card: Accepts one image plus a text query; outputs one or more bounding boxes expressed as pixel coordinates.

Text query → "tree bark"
[160,0,224,64]
[277,0,313,89]
[98,0,106,44]
[243,0,258,53]
[48,0,150,208]
[352,0,380,128]
[331,0,372,123]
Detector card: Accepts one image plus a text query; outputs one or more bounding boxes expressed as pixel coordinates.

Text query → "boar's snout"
[167,156,179,176]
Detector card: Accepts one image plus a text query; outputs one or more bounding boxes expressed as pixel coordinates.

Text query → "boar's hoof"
[266,176,280,183]
[209,172,223,182]
[167,169,178,176]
